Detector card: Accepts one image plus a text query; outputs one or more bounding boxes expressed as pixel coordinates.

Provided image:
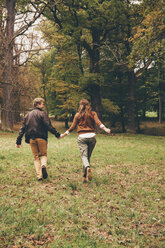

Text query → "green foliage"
[25,0,164,130]
[102,99,120,115]
[79,73,104,89]
[128,0,164,68]
[49,50,83,117]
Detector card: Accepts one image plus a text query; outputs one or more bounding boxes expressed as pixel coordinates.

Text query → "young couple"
[16,98,110,182]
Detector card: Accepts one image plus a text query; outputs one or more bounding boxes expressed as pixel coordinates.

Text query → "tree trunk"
[90,27,100,74]
[88,27,102,118]
[162,100,164,121]
[127,70,136,133]
[118,74,126,132]
[1,0,16,131]
[120,105,126,133]
[42,81,49,115]
[158,64,162,124]
[159,96,162,124]
[81,27,102,118]
[64,118,69,129]
[13,92,21,123]
[89,84,102,115]
[77,41,84,74]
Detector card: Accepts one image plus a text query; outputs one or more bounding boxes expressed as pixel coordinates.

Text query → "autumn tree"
[40,0,146,132]
[32,23,85,127]
[129,0,164,123]
[49,49,84,128]
[40,0,120,117]
[0,0,48,131]
[13,0,163,133]
[13,63,40,123]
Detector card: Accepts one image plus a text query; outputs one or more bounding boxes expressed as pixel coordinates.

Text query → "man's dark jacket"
[16,107,60,145]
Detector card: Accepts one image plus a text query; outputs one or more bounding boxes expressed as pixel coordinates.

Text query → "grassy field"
[0,127,165,248]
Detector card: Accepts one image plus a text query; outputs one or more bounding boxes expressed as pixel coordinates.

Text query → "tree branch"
[12,2,50,42]
[81,39,93,57]
[135,60,152,77]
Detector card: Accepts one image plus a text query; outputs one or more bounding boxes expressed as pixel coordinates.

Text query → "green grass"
[0,129,165,248]
[145,111,157,118]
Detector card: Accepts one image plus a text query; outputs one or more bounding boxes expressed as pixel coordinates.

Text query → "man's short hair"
[33,98,45,107]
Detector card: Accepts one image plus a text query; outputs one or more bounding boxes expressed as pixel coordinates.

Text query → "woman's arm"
[60,113,79,138]
[93,112,111,134]
[100,124,111,133]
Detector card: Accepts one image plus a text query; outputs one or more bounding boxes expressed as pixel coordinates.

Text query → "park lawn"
[0,130,165,248]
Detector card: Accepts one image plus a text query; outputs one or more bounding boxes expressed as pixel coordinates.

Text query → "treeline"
[0,0,164,132]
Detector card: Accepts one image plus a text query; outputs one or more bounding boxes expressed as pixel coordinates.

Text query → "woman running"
[60,99,111,183]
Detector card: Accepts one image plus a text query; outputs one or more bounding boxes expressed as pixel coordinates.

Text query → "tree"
[12,63,40,122]
[0,0,16,131]
[129,0,164,123]
[31,53,52,114]
[0,0,48,131]
[41,0,122,117]
[19,0,164,134]
[36,21,87,124]
[45,0,148,132]
[50,49,85,127]
[94,0,141,132]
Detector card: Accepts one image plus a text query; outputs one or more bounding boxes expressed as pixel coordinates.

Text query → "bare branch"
[13,46,55,60]
[12,1,51,42]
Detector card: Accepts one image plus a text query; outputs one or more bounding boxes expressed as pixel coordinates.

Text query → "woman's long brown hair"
[78,99,92,122]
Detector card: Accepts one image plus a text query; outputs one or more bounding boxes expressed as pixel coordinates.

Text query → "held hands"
[60,133,67,139]
[60,130,70,138]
